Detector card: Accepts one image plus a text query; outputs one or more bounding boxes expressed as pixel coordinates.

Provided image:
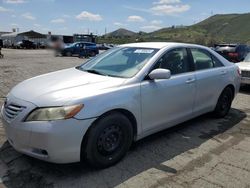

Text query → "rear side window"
[211,54,224,67]
[191,49,223,70]
[85,43,96,47]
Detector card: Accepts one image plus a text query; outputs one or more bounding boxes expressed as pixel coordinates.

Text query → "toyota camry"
[1,42,241,168]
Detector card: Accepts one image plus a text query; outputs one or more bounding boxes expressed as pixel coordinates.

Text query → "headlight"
[25,104,83,121]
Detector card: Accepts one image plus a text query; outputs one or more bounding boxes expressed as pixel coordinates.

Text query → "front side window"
[153,48,190,75]
[77,47,158,78]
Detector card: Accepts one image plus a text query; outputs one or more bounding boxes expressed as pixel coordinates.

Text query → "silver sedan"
[1,42,241,168]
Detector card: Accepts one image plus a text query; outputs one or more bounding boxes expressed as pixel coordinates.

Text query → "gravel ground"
[0,49,250,188]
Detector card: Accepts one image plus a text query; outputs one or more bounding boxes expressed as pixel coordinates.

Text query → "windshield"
[244,53,250,62]
[77,47,158,78]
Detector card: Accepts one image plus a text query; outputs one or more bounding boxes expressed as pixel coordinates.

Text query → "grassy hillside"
[194,13,250,43]
[98,13,250,45]
[105,28,136,37]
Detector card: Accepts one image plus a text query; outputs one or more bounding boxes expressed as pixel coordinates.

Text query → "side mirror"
[148,68,171,80]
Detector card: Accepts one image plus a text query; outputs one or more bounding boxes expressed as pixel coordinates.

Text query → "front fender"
[74,84,142,136]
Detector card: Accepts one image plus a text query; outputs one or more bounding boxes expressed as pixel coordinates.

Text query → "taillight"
[237,67,241,76]
[228,52,239,57]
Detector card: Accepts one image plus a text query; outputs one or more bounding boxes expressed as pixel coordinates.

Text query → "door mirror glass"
[148,68,171,80]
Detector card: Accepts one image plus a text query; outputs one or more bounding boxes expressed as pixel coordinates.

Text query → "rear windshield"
[215,44,237,48]
[244,53,250,62]
[215,46,236,53]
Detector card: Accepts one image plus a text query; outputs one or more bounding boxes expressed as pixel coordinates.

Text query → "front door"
[141,48,196,132]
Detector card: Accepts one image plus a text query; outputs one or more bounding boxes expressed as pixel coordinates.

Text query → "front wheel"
[82,112,133,168]
[90,51,96,57]
[213,87,233,118]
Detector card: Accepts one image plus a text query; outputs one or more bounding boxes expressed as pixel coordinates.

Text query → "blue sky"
[0,0,250,35]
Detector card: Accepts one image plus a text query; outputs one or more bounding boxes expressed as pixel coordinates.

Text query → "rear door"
[190,48,227,115]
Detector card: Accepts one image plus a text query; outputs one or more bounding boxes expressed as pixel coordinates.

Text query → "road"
[0,49,250,188]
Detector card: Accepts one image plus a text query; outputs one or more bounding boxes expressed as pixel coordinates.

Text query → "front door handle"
[186,78,195,84]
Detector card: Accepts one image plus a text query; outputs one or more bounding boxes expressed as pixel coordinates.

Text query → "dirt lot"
[0,49,250,188]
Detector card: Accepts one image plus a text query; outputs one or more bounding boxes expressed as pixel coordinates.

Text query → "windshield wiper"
[85,69,107,76]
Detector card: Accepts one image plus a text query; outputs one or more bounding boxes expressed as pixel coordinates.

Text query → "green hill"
[146,13,250,45]
[98,13,250,45]
[105,28,136,37]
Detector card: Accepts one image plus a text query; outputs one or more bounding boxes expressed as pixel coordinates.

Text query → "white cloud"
[62,14,71,18]
[0,6,12,12]
[59,27,68,30]
[11,14,16,17]
[42,27,51,32]
[22,12,36,20]
[140,25,162,32]
[76,11,103,21]
[151,4,190,15]
[4,0,26,4]
[125,0,190,16]
[114,22,127,27]
[127,15,145,22]
[10,23,19,26]
[33,23,41,27]
[153,0,180,5]
[151,20,162,25]
[51,18,65,23]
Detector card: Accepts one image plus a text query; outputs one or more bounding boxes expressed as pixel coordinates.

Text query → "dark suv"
[16,40,36,49]
[214,44,249,63]
[61,42,99,57]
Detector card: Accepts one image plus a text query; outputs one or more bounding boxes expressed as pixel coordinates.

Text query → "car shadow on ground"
[0,108,247,188]
[240,85,250,95]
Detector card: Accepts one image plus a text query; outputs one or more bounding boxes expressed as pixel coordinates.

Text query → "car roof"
[119,42,207,50]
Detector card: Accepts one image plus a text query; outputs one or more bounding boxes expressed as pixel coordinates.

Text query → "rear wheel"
[66,51,72,57]
[82,112,133,168]
[213,87,233,118]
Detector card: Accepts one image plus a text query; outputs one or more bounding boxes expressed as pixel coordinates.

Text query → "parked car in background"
[1,42,241,168]
[61,42,99,57]
[16,40,36,49]
[97,43,113,50]
[237,52,250,85]
[214,44,249,63]
[0,39,3,48]
[34,42,46,49]
[0,40,3,58]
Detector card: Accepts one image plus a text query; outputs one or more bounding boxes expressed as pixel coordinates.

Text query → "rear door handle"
[186,78,195,84]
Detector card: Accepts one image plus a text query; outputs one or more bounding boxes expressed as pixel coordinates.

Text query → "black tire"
[66,51,72,57]
[90,51,96,57]
[83,112,133,168]
[213,87,233,118]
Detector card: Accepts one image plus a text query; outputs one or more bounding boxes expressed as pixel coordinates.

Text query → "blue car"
[61,42,99,57]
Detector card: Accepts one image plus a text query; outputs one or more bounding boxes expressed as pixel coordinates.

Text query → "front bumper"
[241,77,250,85]
[1,96,96,164]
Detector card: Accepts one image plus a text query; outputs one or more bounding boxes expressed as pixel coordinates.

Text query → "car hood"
[237,62,250,71]
[10,68,126,106]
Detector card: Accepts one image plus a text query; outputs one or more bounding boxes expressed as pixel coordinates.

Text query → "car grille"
[242,70,250,78]
[3,103,25,120]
